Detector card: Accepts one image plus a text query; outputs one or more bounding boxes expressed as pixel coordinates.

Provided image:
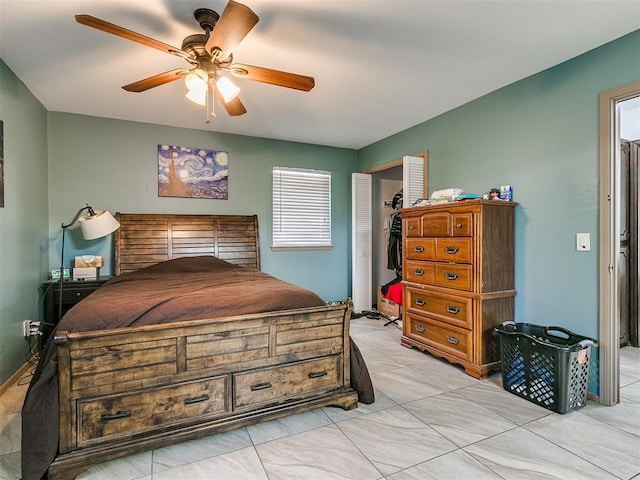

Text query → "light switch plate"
[576,232,590,251]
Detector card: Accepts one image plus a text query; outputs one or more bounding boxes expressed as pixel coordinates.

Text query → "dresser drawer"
[405,287,472,329]
[405,217,422,237]
[405,260,435,284]
[451,213,473,236]
[406,238,435,260]
[78,376,228,446]
[406,314,472,362]
[419,212,474,237]
[234,356,341,409]
[434,263,473,291]
[421,213,451,236]
[434,238,472,263]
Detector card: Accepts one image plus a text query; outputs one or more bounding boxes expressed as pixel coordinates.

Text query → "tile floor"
[1,318,639,479]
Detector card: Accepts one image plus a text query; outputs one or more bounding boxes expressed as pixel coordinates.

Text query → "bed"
[21,213,373,480]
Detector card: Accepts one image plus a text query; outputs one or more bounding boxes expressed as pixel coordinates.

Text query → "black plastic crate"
[494,322,597,413]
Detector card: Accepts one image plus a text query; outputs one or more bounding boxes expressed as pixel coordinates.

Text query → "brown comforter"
[21,256,374,480]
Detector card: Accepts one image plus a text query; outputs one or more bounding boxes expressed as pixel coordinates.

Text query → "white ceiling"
[1,0,639,149]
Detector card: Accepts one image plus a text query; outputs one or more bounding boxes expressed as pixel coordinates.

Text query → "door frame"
[598,80,640,406]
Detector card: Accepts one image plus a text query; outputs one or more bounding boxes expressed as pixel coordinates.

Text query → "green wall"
[359,29,640,389]
[1,29,638,389]
[47,113,357,302]
[0,60,49,383]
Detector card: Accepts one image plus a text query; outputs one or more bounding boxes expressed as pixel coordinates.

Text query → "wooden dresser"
[400,200,517,378]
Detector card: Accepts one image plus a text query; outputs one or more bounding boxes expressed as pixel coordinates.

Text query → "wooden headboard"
[114,213,260,275]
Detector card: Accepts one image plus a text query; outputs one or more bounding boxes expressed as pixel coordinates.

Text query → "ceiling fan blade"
[75,14,189,60]
[204,1,259,60]
[227,64,315,91]
[214,87,247,116]
[122,69,188,92]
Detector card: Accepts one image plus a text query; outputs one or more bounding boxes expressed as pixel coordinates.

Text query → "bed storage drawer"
[77,375,228,446]
[234,356,342,409]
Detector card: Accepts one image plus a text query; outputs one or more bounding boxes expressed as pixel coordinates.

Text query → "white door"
[352,173,372,314]
[351,155,425,314]
[403,155,426,207]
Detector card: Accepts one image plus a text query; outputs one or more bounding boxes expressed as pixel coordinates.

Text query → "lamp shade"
[79,209,120,240]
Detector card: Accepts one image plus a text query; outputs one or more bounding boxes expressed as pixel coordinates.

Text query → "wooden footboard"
[50,303,357,480]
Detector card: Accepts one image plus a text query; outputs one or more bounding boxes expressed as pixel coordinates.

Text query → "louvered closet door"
[403,155,426,207]
[351,155,426,314]
[352,173,372,314]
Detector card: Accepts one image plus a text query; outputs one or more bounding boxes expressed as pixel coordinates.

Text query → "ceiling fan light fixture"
[185,69,208,88]
[216,76,241,103]
[185,69,208,105]
[185,88,207,106]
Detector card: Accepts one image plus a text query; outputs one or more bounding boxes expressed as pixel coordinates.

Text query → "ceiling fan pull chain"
[206,77,216,124]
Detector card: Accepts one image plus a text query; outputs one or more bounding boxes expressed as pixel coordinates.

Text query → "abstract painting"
[158,144,228,199]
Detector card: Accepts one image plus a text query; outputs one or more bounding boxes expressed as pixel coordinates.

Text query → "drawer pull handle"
[413,268,424,276]
[416,325,426,333]
[101,411,131,422]
[409,225,415,230]
[76,292,82,297]
[456,223,463,229]
[447,335,460,345]
[444,246,459,254]
[445,272,458,280]
[184,395,210,405]
[413,245,425,253]
[250,382,272,391]
[415,298,426,306]
[308,371,328,379]
[446,305,460,314]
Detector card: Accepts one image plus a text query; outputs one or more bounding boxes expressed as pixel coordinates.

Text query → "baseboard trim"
[0,359,34,397]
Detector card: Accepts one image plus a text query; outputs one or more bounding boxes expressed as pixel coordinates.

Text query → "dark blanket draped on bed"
[21,256,374,480]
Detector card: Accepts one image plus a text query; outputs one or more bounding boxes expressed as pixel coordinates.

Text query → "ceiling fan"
[75,0,315,121]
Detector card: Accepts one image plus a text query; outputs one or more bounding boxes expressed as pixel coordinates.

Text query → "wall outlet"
[23,320,41,337]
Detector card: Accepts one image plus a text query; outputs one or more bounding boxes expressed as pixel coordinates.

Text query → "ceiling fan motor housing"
[194,8,220,33]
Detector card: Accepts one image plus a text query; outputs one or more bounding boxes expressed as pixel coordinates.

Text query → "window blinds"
[272,167,332,247]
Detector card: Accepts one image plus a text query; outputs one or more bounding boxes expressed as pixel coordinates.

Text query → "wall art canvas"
[0,120,4,207]
[158,144,229,199]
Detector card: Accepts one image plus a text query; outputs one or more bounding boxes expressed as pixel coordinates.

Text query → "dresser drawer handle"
[416,325,426,333]
[184,395,210,405]
[250,382,273,391]
[415,298,426,306]
[101,411,131,422]
[455,223,463,229]
[76,292,82,297]
[413,268,424,276]
[409,225,415,230]
[444,246,459,254]
[308,371,328,379]
[413,245,425,253]
[446,305,460,314]
[444,272,459,280]
[447,335,460,345]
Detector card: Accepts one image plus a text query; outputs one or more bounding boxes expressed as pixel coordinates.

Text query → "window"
[272,167,331,248]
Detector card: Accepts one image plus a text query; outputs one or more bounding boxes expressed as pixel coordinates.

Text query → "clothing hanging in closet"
[386,189,403,273]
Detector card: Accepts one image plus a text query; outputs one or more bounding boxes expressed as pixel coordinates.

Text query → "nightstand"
[41,277,111,342]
